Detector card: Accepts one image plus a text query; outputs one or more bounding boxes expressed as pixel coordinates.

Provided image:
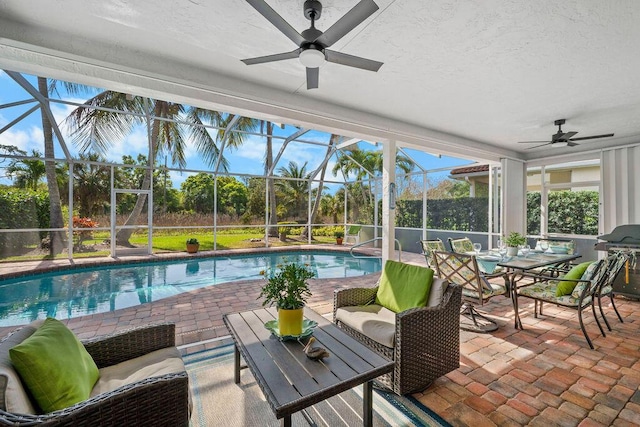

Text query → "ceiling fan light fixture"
[299,48,325,68]
[554,141,569,147]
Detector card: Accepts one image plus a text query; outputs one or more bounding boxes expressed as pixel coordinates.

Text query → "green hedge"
[528,190,598,236]
[0,188,50,253]
[394,198,489,231]
[395,190,598,236]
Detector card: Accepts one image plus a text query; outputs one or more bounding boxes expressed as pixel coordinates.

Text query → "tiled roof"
[450,164,489,175]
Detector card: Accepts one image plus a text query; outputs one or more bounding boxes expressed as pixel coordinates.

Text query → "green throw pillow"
[9,318,99,413]
[555,261,593,296]
[375,260,434,313]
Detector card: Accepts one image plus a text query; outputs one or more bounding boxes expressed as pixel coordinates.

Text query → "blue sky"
[0,71,472,190]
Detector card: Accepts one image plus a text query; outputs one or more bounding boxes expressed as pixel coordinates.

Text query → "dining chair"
[419,238,446,267]
[432,250,508,332]
[515,255,613,349]
[448,237,475,254]
[448,237,504,276]
[596,251,631,331]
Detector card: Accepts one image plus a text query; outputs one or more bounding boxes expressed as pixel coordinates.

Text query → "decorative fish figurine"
[303,337,330,361]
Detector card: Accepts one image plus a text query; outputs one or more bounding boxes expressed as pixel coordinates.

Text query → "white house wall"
[601,145,640,234]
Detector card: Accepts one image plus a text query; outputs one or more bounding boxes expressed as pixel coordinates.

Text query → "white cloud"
[0,126,43,154]
[104,127,149,162]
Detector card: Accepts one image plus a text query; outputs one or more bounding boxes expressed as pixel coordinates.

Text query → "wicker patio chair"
[0,323,190,426]
[333,265,462,395]
[432,250,509,333]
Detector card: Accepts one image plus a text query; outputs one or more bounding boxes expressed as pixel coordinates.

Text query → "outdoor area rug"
[184,342,450,427]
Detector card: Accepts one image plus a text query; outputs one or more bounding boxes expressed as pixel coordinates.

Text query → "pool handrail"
[350,237,402,262]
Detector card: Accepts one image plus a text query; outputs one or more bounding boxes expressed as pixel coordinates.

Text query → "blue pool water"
[0,251,381,326]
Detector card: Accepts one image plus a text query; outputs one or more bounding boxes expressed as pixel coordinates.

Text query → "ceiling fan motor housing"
[304,0,322,20]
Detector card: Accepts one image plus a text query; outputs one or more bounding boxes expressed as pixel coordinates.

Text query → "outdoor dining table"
[497,251,581,329]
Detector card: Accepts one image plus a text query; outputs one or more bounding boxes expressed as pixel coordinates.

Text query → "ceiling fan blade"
[325,50,383,71]
[314,0,379,47]
[246,0,306,46]
[306,67,319,89]
[242,49,300,65]
[526,142,552,150]
[559,131,578,140]
[569,133,615,141]
[567,141,579,147]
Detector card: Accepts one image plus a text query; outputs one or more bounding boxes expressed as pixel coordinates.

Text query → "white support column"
[500,158,526,236]
[382,140,396,263]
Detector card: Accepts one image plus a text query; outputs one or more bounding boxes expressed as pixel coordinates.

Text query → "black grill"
[595,225,640,299]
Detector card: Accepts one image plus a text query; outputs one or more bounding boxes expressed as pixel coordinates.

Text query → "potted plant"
[186,238,200,254]
[504,232,526,256]
[259,262,315,335]
[334,230,344,245]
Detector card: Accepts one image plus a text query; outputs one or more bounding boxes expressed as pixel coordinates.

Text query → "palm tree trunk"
[265,122,278,238]
[115,105,160,245]
[38,77,66,255]
[303,134,337,238]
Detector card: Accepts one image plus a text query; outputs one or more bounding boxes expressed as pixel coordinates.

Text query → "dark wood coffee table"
[223,307,394,427]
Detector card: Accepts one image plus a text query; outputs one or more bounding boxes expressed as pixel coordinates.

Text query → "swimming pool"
[0,251,381,326]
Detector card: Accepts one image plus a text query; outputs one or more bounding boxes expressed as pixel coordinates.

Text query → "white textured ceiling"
[1,0,639,162]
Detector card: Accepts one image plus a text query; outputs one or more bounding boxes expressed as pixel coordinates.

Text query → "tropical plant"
[303,133,339,238]
[186,238,199,245]
[334,230,344,238]
[276,161,310,219]
[332,147,414,222]
[258,263,315,310]
[504,231,526,247]
[6,150,46,190]
[72,216,98,248]
[64,91,258,246]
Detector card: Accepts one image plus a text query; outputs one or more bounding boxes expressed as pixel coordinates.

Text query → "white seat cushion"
[335,304,396,348]
[90,347,184,397]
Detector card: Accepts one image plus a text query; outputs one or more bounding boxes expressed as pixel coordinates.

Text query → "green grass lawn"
[1,231,336,263]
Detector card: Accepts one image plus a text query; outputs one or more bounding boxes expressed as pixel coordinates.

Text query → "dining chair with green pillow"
[514,254,615,349]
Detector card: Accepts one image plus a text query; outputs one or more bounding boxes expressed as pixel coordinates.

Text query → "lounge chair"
[334,260,462,394]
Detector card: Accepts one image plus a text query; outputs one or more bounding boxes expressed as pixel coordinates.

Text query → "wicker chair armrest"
[82,323,175,368]
[396,283,462,329]
[333,287,378,322]
[394,283,462,366]
[0,372,189,426]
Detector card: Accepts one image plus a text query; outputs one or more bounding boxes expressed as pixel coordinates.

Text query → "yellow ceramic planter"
[278,307,303,336]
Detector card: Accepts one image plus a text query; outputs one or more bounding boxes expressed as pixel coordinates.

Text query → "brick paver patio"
[1,247,639,426]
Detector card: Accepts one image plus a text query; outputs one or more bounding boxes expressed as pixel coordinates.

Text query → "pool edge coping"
[0,245,382,281]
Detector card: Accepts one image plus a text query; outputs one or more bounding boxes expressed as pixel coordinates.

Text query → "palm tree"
[320,192,344,224]
[276,161,310,219]
[65,94,258,245]
[6,150,46,190]
[302,134,338,238]
[332,147,414,220]
[38,77,75,254]
[72,153,112,217]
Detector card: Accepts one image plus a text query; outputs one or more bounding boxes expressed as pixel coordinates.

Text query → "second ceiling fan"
[518,119,614,149]
[242,0,383,89]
